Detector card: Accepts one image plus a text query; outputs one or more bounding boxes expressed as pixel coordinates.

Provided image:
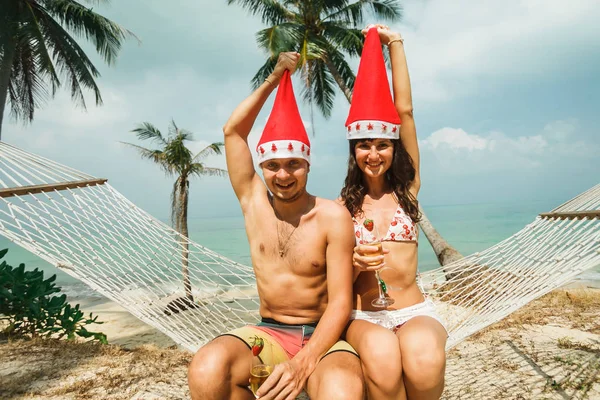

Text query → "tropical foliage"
[0,0,133,137]
[0,248,107,342]
[228,0,402,118]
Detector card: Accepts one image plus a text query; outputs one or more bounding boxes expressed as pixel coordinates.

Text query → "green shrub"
[0,248,107,343]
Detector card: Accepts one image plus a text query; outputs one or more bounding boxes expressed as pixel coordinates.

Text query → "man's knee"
[188,338,244,397]
[189,343,229,378]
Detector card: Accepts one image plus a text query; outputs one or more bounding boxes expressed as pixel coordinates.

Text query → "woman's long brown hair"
[340,139,421,223]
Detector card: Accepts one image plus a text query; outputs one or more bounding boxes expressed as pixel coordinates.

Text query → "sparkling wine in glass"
[360,222,395,308]
[250,363,272,397]
[249,337,273,398]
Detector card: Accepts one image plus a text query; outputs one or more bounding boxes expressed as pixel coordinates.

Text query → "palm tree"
[230,0,464,267]
[122,120,228,303]
[0,0,134,139]
[228,0,401,118]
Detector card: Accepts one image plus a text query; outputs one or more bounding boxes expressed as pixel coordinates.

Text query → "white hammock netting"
[1,141,599,353]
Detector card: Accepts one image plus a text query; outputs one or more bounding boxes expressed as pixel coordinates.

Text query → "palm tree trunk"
[418,204,464,278]
[0,40,17,141]
[323,56,353,103]
[180,179,193,301]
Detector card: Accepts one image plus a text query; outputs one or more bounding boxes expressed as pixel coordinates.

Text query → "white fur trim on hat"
[346,120,400,140]
[256,140,311,165]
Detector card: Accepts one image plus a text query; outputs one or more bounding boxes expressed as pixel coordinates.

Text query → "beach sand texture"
[1,287,599,399]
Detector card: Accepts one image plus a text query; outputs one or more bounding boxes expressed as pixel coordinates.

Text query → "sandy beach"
[1,284,599,399]
[69,296,178,350]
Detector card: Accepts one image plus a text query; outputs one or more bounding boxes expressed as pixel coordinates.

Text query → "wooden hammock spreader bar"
[0,178,108,198]
[539,210,600,220]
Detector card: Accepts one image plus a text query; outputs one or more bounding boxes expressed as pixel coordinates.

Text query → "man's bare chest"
[246,217,327,274]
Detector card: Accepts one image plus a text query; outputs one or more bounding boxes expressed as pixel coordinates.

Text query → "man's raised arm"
[222,52,300,206]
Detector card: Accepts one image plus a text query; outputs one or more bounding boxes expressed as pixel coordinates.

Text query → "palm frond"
[189,165,229,178]
[299,61,317,135]
[168,119,178,138]
[301,59,336,118]
[131,122,167,144]
[322,23,363,57]
[15,39,43,121]
[1,0,133,126]
[35,5,103,108]
[7,29,50,121]
[370,0,403,21]
[75,0,112,5]
[324,0,402,25]
[20,2,61,88]
[168,119,195,141]
[5,2,60,122]
[42,0,136,65]
[164,135,194,173]
[325,45,356,93]
[251,57,278,89]
[303,34,328,60]
[321,0,350,11]
[192,142,225,162]
[226,0,295,25]
[256,23,304,56]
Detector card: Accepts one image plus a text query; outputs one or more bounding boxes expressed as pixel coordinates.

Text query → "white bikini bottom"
[351,298,447,333]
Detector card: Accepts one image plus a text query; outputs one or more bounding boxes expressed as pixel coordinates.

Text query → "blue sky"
[3,0,600,221]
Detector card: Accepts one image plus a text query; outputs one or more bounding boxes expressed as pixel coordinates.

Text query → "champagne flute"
[249,337,273,398]
[360,223,395,308]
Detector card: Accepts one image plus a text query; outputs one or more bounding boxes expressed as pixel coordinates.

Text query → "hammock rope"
[1,141,598,352]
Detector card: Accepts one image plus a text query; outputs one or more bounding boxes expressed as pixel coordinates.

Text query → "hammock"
[1,141,599,353]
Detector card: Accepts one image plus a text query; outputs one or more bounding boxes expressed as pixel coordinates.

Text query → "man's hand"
[361,23,403,46]
[270,52,301,83]
[255,357,314,400]
[353,244,390,271]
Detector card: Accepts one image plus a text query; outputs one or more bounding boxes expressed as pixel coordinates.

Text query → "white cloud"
[396,0,600,104]
[420,127,489,151]
[419,119,596,175]
[542,119,578,142]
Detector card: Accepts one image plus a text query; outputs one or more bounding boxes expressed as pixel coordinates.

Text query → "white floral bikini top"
[353,203,418,245]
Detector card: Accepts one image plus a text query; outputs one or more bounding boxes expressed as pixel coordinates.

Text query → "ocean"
[1,200,599,297]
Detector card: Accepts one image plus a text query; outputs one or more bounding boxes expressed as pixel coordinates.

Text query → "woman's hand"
[269,52,301,83]
[361,24,402,46]
[353,244,390,271]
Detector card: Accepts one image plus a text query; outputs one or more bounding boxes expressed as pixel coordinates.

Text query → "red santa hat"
[256,70,311,165]
[345,27,401,140]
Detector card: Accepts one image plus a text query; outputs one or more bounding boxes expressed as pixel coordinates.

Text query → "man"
[187,52,363,400]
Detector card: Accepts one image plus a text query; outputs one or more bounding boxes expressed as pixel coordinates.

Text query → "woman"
[340,25,447,400]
